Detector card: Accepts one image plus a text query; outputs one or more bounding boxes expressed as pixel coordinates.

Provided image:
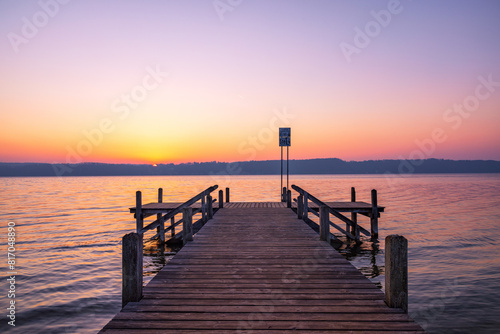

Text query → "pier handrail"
[135,185,218,236]
[291,184,374,242]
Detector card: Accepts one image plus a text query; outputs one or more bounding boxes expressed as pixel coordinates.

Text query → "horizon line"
[2,157,500,165]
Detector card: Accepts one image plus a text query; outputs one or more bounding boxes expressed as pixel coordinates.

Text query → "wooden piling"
[286,190,292,208]
[157,188,164,243]
[385,235,408,313]
[207,194,213,220]
[201,193,206,223]
[218,190,223,209]
[350,187,357,239]
[282,187,287,202]
[319,205,330,243]
[122,232,143,308]
[371,189,379,240]
[135,191,143,233]
[303,192,309,220]
[182,208,193,245]
[297,194,303,219]
[225,187,230,203]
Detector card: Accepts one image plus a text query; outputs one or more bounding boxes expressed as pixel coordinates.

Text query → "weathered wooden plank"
[102,320,424,331]
[144,282,378,288]
[130,298,388,307]
[101,330,425,334]
[112,312,414,321]
[140,291,385,299]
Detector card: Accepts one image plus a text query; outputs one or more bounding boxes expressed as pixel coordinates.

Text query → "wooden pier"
[100,186,425,333]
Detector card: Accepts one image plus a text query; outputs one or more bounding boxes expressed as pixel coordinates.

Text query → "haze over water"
[0,174,499,333]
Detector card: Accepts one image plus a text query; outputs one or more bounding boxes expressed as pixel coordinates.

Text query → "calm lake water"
[0,174,499,333]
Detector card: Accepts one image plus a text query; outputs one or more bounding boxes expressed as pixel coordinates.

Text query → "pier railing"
[122,185,219,308]
[133,185,219,243]
[291,184,379,242]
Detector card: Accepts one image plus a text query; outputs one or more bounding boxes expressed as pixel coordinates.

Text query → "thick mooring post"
[207,194,213,220]
[182,207,193,245]
[282,187,287,202]
[286,190,292,208]
[319,206,330,243]
[385,235,408,313]
[225,187,230,203]
[218,190,223,209]
[371,189,379,240]
[157,188,165,243]
[297,194,304,219]
[135,191,143,233]
[122,232,143,308]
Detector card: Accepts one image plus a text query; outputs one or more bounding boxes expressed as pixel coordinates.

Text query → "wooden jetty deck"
[101,190,425,333]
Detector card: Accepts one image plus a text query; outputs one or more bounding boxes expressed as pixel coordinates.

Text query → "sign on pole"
[279,128,291,202]
[279,127,291,147]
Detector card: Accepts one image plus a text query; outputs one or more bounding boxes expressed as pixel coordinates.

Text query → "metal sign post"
[279,128,291,202]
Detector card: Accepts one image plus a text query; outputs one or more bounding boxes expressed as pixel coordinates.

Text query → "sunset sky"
[1,0,499,164]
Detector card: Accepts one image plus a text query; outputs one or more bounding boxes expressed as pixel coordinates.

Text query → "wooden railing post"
[182,208,193,245]
[207,194,213,220]
[350,187,357,238]
[286,190,291,208]
[170,216,175,237]
[136,191,143,233]
[122,232,143,308]
[218,190,223,209]
[297,194,303,219]
[371,189,379,240]
[225,187,230,203]
[157,188,165,243]
[201,192,206,223]
[385,235,408,313]
[303,192,309,220]
[319,206,330,242]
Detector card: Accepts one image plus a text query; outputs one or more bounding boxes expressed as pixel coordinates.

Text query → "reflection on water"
[0,174,499,333]
[334,236,384,289]
[142,240,179,285]
[340,239,382,274]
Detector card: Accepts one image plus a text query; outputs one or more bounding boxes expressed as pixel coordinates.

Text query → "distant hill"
[0,158,499,177]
